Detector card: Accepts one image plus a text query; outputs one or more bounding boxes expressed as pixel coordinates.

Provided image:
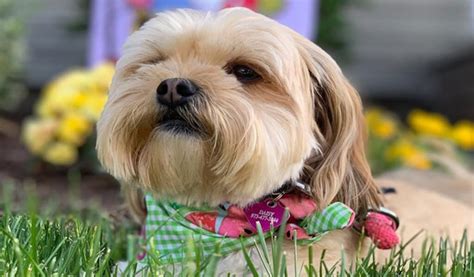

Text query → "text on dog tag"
[244,199,285,232]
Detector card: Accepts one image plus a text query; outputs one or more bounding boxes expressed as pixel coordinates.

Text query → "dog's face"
[97,8,381,211]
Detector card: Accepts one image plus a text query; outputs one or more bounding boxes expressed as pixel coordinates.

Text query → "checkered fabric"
[302,202,355,235]
[145,194,354,264]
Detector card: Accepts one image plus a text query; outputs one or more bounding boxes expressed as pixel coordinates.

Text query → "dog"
[96,7,399,274]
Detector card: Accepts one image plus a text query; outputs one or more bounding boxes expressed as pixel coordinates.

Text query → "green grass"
[1,184,473,276]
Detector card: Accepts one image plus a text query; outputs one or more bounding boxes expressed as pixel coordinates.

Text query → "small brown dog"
[96,7,434,274]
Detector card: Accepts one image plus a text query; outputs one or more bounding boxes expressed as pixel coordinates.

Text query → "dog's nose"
[156,78,198,108]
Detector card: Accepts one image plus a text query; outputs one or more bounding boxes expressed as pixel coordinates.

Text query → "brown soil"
[0,126,122,213]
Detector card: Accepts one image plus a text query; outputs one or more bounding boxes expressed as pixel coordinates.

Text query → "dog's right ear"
[292,33,383,214]
[122,182,147,223]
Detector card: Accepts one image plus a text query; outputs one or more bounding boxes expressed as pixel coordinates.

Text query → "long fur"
[96,7,382,270]
[291,33,382,214]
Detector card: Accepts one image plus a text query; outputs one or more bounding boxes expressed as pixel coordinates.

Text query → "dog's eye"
[228,65,261,83]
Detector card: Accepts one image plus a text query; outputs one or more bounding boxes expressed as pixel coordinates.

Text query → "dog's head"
[97,8,381,219]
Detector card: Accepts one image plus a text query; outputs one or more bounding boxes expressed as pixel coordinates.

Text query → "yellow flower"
[71,91,88,108]
[22,118,58,154]
[403,151,432,170]
[365,108,382,127]
[54,70,96,95]
[90,62,115,91]
[37,70,96,117]
[23,63,115,165]
[80,93,108,120]
[373,118,396,139]
[385,139,411,160]
[450,121,474,150]
[407,109,450,137]
[57,112,92,145]
[385,139,432,170]
[43,142,78,166]
[365,108,397,139]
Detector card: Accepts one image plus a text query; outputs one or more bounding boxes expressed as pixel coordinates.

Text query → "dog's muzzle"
[158,110,197,134]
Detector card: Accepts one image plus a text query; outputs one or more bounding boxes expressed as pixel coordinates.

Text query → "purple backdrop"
[88,0,319,67]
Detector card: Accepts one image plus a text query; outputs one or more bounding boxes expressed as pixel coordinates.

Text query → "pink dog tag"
[244,199,285,232]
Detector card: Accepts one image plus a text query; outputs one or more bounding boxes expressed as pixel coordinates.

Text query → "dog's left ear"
[293,34,382,214]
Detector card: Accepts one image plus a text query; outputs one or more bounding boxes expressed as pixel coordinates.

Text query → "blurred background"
[0,0,473,212]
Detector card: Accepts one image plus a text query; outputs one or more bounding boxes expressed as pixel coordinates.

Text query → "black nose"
[156,78,198,108]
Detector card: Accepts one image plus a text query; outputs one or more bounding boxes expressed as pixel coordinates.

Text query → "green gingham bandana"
[144,194,354,264]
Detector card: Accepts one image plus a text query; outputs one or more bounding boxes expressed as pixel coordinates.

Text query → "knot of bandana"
[144,191,355,264]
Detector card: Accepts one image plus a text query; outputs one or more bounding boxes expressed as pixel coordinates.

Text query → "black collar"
[266,180,312,202]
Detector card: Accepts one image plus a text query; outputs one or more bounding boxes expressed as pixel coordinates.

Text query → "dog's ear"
[294,35,382,214]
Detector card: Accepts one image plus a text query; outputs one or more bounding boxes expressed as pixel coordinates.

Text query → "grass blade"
[241,239,259,276]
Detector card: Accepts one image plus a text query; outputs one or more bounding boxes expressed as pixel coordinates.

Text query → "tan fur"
[292,34,382,214]
[376,169,473,263]
[97,7,382,272]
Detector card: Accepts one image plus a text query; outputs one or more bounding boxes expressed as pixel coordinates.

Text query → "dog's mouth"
[158,110,200,135]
